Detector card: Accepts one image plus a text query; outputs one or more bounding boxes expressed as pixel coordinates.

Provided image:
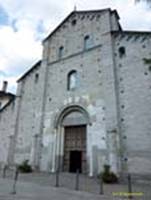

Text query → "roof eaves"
[111,30,151,35]
[43,11,75,43]
[75,8,110,14]
[0,91,15,97]
[111,9,120,20]
[17,60,41,83]
[0,97,15,113]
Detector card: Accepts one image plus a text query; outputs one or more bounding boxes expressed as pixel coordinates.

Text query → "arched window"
[67,70,78,90]
[84,35,92,50]
[58,46,64,59]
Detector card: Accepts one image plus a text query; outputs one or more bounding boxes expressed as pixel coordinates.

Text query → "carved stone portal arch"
[53,105,91,173]
[54,105,91,128]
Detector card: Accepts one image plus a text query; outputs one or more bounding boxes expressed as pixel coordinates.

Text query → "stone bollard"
[127,173,132,199]
[75,169,79,191]
[55,169,60,187]
[2,165,7,179]
[100,174,104,195]
[11,167,19,195]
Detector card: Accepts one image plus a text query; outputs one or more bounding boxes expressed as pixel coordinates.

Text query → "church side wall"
[14,64,45,167]
[113,32,151,174]
[0,101,16,167]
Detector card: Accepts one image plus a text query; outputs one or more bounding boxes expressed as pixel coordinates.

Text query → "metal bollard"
[75,169,79,191]
[2,165,7,179]
[100,174,104,195]
[11,167,19,195]
[55,169,59,187]
[127,173,132,199]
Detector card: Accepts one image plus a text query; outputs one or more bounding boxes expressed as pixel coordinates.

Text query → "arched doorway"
[55,105,90,173]
[64,125,86,173]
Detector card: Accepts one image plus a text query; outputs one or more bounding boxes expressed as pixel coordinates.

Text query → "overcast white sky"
[0,0,151,93]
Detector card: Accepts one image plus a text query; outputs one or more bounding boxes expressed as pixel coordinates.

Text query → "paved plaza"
[0,171,150,200]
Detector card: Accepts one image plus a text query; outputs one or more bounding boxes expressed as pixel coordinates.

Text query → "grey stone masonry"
[0,8,151,177]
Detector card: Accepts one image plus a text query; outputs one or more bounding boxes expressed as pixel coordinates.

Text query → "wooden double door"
[63,125,86,173]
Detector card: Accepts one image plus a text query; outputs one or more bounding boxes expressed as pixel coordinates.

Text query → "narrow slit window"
[35,73,39,83]
[58,46,64,59]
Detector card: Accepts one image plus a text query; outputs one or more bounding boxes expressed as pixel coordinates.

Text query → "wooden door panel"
[64,125,86,173]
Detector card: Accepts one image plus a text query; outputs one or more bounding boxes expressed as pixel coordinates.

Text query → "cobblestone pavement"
[0,170,150,200]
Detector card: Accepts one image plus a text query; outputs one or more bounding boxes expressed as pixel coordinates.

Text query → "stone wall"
[0,101,16,166]
[40,9,121,174]
[0,9,150,176]
[14,62,45,168]
[113,31,151,174]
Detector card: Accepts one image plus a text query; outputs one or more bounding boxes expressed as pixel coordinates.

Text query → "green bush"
[99,164,118,184]
[18,160,32,173]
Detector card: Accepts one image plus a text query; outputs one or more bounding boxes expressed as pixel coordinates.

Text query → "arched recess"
[54,105,91,128]
[67,70,78,90]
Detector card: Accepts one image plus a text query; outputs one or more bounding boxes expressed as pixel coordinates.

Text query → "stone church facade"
[0,8,151,176]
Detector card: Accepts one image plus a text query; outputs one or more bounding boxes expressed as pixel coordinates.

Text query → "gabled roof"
[17,60,41,82]
[0,97,15,112]
[0,91,15,112]
[0,91,15,98]
[43,8,118,43]
[17,9,120,83]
